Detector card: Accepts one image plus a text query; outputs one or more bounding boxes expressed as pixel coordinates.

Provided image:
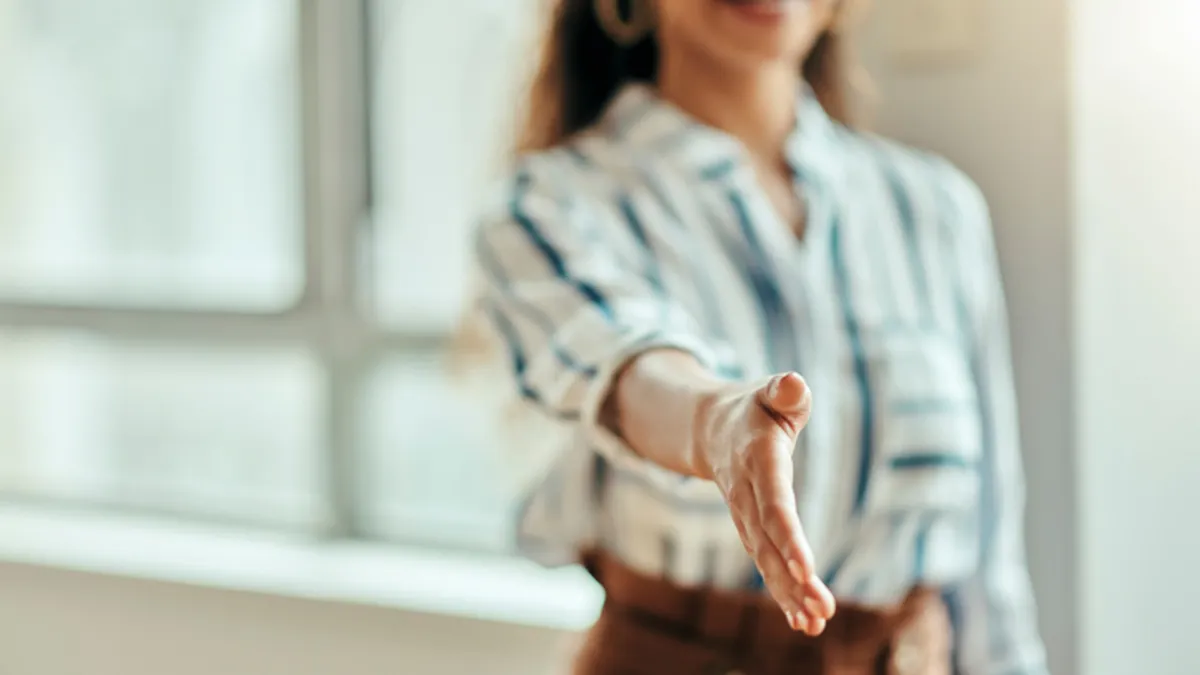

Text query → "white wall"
[856,1,1077,673]
[1074,2,1200,674]
[0,562,577,675]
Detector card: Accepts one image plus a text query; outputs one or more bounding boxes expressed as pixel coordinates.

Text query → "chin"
[708,0,823,65]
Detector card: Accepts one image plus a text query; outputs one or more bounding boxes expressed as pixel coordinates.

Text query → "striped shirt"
[474,82,1047,675]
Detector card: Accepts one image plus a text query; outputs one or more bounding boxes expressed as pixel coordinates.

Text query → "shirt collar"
[599,80,847,186]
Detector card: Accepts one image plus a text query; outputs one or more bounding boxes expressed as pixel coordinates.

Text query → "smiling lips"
[718,0,805,22]
[721,0,804,5]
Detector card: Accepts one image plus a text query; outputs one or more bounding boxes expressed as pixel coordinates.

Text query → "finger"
[801,574,837,619]
[802,596,824,618]
[728,482,803,618]
[802,590,836,622]
[785,610,812,634]
[756,542,810,628]
[756,372,813,433]
[744,440,835,619]
[783,552,836,620]
[735,487,827,633]
[735,481,815,629]
[728,482,788,595]
[783,574,835,624]
[749,437,816,580]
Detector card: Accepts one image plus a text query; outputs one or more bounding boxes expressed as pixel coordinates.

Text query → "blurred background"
[0,1,1197,674]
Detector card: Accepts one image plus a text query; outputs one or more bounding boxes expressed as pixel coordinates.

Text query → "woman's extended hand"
[604,352,836,632]
[692,372,837,634]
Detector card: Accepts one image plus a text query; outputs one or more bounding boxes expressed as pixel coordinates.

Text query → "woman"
[472,0,1048,673]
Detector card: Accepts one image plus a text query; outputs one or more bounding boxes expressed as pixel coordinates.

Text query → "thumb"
[757,372,812,431]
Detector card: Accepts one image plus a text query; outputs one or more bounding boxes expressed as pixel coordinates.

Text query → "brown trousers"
[574,553,951,675]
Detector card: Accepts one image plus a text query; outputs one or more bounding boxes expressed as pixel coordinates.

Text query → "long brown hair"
[517,0,855,154]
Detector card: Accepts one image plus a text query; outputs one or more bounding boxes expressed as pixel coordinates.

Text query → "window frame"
[0,0,442,540]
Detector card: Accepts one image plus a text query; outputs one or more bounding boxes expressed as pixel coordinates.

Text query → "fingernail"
[803,596,822,617]
[787,559,806,583]
[784,611,796,631]
[767,376,781,400]
[809,617,827,636]
[807,576,835,609]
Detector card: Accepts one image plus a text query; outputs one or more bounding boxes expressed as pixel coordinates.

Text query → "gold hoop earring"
[594,0,655,47]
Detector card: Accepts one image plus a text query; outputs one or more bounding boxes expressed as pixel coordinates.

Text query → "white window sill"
[0,504,603,632]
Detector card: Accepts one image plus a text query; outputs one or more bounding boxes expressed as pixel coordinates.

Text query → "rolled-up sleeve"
[473,159,725,473]
[942,168,1049,675]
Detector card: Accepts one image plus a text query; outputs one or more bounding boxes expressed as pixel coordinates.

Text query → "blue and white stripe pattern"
[474,83,1047,675]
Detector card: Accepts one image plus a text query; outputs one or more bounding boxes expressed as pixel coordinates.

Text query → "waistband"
[580,551,949,675]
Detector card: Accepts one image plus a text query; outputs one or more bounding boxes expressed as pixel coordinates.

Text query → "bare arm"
[600,349,722,477]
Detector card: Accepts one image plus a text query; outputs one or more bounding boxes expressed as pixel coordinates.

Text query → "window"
[0,0,542,552]
[0,331,325,527]
[0,0,303,309]
[369,0,537,331]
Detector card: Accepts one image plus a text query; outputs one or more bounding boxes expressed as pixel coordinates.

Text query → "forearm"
[602,349,731,479]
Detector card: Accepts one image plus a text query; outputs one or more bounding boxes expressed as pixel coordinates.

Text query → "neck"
[656,47,799,166]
